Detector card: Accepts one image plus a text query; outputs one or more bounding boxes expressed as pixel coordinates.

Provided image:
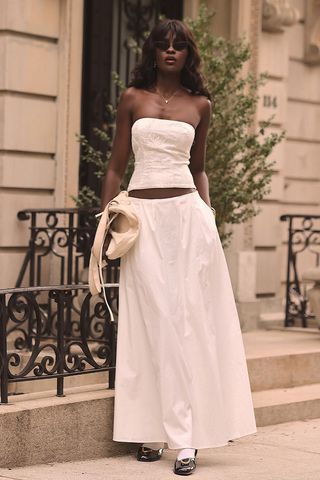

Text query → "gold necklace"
[156,87,180,104]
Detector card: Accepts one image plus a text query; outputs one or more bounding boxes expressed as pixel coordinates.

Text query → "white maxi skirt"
[113,190,257,449]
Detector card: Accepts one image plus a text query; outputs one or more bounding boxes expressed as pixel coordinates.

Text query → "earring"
[153,61,157,69]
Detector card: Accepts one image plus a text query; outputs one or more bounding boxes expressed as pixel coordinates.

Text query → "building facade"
[0,0,319,328]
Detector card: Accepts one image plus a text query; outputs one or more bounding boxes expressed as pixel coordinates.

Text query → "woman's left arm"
[189,97,212,206]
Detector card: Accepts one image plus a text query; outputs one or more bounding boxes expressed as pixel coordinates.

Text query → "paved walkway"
[0,417,319,480]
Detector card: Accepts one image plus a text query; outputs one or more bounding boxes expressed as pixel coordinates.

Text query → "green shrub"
[185,3,284,244]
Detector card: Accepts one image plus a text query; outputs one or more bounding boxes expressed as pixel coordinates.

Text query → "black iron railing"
[15,208,120,338]
[0,284,118,404]
[280,214,320,327]
[16,208,101,288]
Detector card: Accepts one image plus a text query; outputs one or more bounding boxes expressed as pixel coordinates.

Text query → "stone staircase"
[259,311,320,330]
[1,327,320,468]
[245,328,320,426]
[8,328,320,428]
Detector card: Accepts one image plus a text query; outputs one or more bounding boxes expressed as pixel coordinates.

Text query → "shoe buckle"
[142,446,152,453]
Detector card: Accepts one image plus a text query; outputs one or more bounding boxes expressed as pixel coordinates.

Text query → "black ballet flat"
[174,449,198,475]
[136,445,164,462]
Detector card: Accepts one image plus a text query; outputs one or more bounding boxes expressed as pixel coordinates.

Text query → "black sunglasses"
[154,40,188,51]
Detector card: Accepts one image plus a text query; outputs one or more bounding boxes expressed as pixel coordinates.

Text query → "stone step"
[0,385,135,469]
[243,328,320,391]
[253,382,320,427]
[258,312,285,329]
[259,312,320,329]
[247,351,320,391]
[2,381,320,469]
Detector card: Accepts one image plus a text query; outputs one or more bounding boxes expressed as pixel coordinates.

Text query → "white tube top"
[127,117,196,191]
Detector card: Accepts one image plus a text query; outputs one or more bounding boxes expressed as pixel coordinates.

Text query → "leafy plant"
[185,3,285,244]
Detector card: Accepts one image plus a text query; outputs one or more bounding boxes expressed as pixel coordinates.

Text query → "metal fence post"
[0,294,8,404]
[284,217,292,327]
[50,289,70,397]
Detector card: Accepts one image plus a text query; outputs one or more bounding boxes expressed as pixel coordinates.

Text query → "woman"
[101,18,257,476]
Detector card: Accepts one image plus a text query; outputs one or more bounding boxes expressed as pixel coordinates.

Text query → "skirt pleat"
[112,190,257,449]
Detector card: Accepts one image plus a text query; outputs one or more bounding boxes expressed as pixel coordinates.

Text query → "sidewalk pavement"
[0,417,319,480]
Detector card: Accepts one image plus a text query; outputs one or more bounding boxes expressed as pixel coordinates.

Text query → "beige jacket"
[88,190,140,297]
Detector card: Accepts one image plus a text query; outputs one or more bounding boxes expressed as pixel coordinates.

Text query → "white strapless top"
[127,117,196,191]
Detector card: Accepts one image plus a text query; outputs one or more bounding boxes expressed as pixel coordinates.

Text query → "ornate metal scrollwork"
[280,214,320,327]
[0,285,116,403]
[14,209,120,342]
[16,208,100,288]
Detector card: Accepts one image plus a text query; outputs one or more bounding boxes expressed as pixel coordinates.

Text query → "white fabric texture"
[112,119,257,450]
[127,117,197,191]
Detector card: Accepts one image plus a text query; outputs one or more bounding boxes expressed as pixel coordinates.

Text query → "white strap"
[97,212,119,323]
[98,227,115,322]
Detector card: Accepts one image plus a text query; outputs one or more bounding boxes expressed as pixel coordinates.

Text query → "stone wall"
[256,0,320,306]
[203,0,320,326]
[0,0,83,288]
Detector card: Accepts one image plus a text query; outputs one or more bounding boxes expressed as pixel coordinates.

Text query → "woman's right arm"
[100,88,134,209]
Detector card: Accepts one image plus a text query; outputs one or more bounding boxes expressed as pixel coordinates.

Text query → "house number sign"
[263,95,278,108]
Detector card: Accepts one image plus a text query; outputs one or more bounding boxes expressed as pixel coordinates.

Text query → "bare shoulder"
[119,86,145,111]
[184,90,212,120]
[189,94,212,128]
[117,87,142,120]
[118,86,138,103]
[195,95,212,117]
